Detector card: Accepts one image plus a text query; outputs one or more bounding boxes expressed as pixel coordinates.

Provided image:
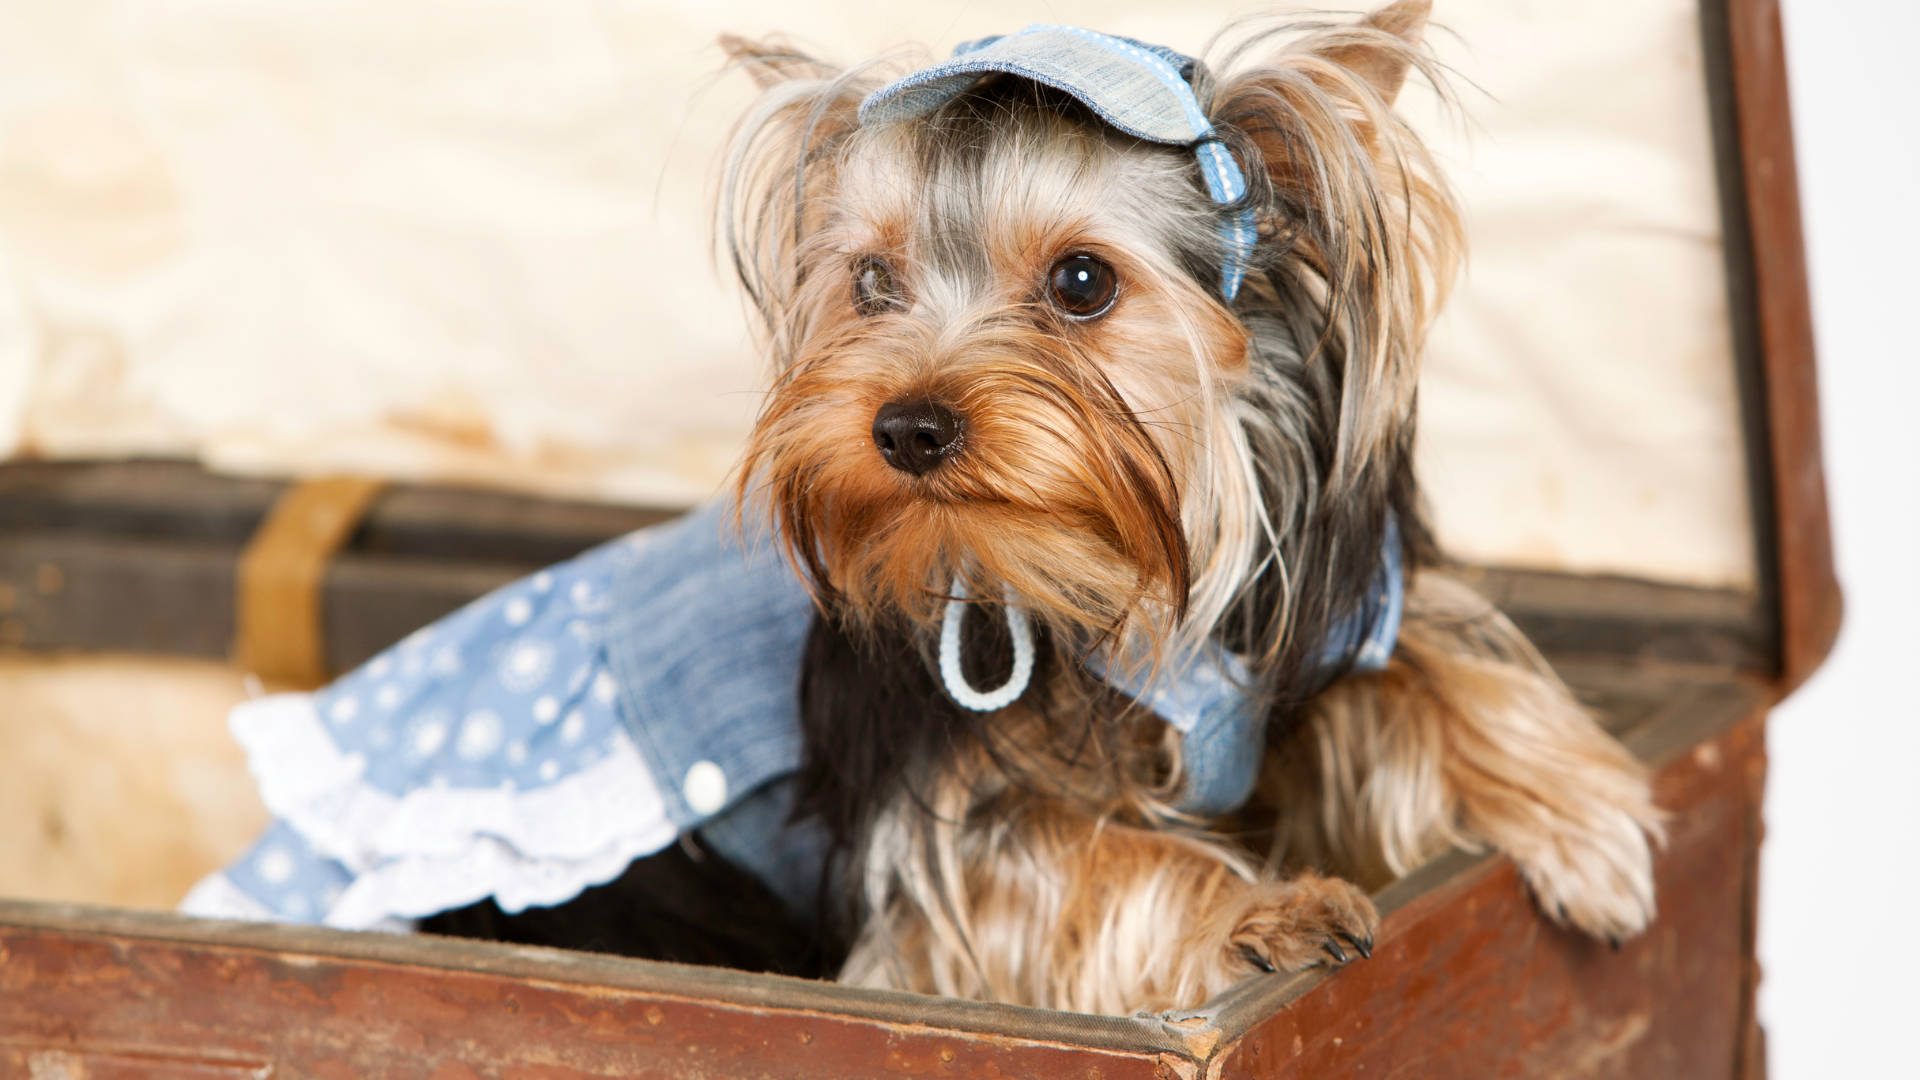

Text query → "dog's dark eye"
[853,256,905,316]
[1046,255,1119,319]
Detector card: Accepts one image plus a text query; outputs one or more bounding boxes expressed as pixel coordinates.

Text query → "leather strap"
[235,476,387,688]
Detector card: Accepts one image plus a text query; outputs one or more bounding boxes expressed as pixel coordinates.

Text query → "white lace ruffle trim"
[178,869,419,934]
[178,869,276,921]
[185,693,677,931]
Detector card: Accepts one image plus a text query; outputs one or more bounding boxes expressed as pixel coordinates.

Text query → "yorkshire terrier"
[716,0,1661,1015]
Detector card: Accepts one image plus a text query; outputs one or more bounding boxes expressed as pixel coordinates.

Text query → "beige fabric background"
[0,655,267,908]
[0,0,1753,586]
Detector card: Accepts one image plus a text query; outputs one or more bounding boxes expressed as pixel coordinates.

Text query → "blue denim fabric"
[603,499,817,831]
[308,534,643,800]
[1315,514,1405,674]
[605,501,1403,837]
[200,496,1403,925]
[859,25,1258,300]
[1085,644,1262,817]
[220,820,356,923]
[861,27,1211,143]
[1080,521,1404,818]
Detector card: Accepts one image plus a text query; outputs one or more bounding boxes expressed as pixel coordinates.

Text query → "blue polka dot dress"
[182,529,678,929]
[181,496,1404,931]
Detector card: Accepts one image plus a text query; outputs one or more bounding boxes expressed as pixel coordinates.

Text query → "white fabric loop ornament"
[938,579,1036,712]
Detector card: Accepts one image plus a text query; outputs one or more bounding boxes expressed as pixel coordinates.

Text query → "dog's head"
[724,1,1460,704]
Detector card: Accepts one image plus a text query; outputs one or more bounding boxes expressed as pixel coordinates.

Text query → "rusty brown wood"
[0,459,675,673]
[0,460,1771,681]
[1718,0,1843,694]
[0,459,675,563]
[0,919,1182,1080]
[1203,686,1770,1079]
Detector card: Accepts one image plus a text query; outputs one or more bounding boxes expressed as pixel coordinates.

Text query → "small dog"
[719,0,1661,1015]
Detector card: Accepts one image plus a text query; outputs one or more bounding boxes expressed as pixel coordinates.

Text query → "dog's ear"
[1320,0,1431,105]
[1199,4,1457,704]
[719,33,841,90]
[1206,3,1459,498]
[717,36,869,351]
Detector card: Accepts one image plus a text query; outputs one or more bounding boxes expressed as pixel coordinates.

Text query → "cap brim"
[858,27,1208,145]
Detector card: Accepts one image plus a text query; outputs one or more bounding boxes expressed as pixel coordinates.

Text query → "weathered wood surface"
[1703,0,1842,693]
[0,904,1191,1080]
[0,459,676,671]
[0,459,672,563]
[1204,679,1771,1079]
[0,460,1770,679]
[0,670,1769,1079]
[0,931,1179,1080]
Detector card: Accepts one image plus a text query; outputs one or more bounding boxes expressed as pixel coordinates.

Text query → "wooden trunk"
[0,0,1831,1076]
[0,664,1770,1078]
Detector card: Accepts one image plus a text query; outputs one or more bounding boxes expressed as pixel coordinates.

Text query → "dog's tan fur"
[719,1,1661,1015]
[1263,573,1663,941]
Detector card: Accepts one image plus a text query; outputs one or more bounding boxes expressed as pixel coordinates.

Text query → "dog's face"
[726,2,1460,696]
[740,92,1246,644]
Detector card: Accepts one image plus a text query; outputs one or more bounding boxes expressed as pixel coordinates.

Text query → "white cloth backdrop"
[0,0,1752,587]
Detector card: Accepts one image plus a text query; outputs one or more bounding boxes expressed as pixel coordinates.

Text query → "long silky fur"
[714,3,1657,1014]
[720,18,1460,700]
[1254,572,1664,942]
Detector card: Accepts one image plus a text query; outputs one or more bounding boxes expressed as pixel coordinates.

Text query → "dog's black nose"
[872,400,964,475]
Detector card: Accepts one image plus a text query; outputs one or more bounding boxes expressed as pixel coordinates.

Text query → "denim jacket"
[609,499,1402,909]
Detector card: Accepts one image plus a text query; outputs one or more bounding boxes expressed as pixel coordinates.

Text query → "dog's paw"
[1224,873,1379,974]
[1510,798,1662,945]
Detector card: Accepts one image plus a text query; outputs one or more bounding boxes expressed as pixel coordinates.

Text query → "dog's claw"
[1240,945,1277,974]
[1607,935,1623,952]
[1224,875,1379,977]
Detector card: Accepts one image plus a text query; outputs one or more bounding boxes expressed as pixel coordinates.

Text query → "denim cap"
[860,24,1259,301]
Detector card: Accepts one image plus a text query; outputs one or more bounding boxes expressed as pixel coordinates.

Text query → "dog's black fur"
[419,834,828,974]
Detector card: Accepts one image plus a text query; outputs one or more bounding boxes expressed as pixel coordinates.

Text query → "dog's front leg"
[1270,572,1662,943]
